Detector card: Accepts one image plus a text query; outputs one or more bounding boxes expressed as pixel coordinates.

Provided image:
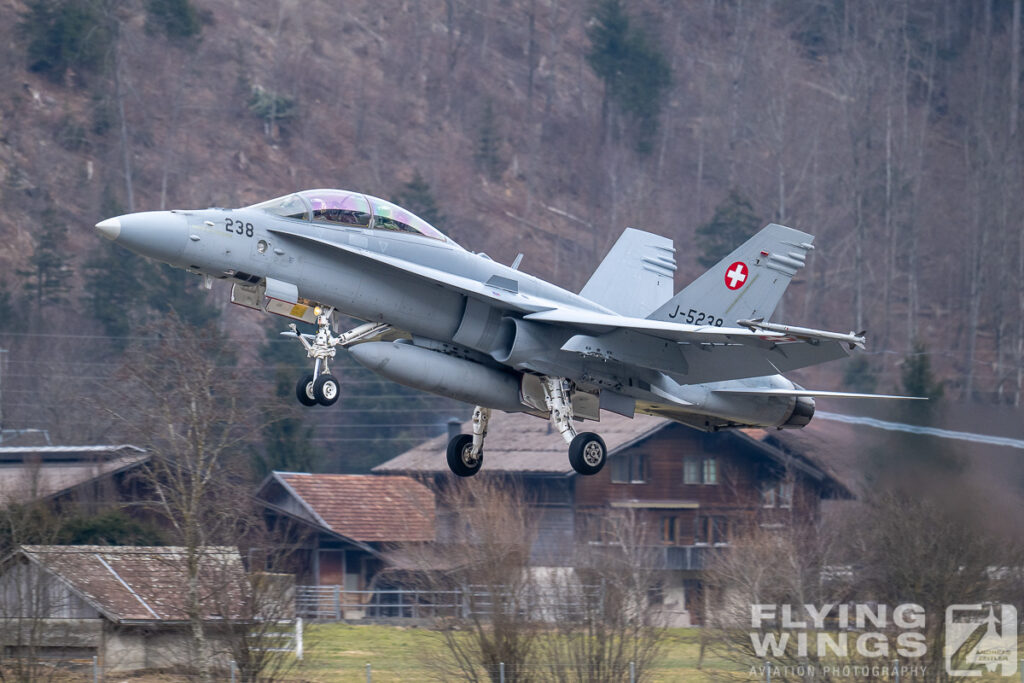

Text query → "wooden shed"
[0,545,247,673]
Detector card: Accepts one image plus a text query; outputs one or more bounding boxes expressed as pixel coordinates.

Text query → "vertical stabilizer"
[647,224,814,324]
[579,228,676,317]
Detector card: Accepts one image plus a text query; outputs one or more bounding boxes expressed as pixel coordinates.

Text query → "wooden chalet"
[254,472,435,616]
[374,412,852,625]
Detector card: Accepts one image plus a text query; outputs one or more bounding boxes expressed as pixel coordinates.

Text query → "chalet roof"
[0,445,149,505]
[374,413,669,476]
[0,445,146,458]
[741,418,864,497]
[261,472,435,543]
[374,412,852,497]
[15,545,247,623]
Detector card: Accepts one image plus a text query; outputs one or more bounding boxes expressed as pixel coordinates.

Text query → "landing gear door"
[263,277,317,324]
[230,282,264,311]
[519,374,547,414]
[571,389,600,421]
[518,374,601,421]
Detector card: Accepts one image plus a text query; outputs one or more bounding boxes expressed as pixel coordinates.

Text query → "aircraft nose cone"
[96,211,189,264]
[95,217,121,240]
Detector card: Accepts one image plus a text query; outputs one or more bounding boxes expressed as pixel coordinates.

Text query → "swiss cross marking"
[725,261,748,290]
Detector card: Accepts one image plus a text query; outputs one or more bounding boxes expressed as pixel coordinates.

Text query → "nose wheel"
[296,374,317,406]
[283,308,391,408]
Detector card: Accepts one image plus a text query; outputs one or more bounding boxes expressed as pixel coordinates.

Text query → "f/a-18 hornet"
[96,189,915,477]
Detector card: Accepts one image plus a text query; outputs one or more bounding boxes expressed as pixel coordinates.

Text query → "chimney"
[447,418,462,441]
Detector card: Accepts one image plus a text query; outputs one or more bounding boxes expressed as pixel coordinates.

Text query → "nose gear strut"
[283,307,390,407]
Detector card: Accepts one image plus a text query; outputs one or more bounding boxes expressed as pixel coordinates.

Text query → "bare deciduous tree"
[386,477,539,682]
[537,508,667,683]
[114,315,256,682]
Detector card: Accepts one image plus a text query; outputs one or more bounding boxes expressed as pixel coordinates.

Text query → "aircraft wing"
[268,226,562,314]
[712,388,925,400]
[526,307,868,384]
[523,307,863,347]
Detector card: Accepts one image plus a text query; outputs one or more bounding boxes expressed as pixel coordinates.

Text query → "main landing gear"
[446,406,489,477]
[285,307,390,408]
[444,377,607,478]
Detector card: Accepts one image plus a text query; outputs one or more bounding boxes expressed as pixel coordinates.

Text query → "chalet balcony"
[575,543,724,571]
[650,544,721,570]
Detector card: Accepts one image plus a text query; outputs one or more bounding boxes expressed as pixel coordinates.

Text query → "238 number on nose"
[225,218,253,237]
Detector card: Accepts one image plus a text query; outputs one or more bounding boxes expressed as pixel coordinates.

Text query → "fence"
[296,584,606,622]
[296,586,463,620]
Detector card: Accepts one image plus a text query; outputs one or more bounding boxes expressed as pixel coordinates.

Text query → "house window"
[683,458,700,484]
[696,515,729,545]
[611,454,646,484]
[779,481,794,508]
[661,516,678,544]
[762,481,794,508]
[684,457,718,485]
[702,458,718,485]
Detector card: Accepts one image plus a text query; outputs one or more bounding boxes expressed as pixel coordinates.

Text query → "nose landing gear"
[284,307,390,408]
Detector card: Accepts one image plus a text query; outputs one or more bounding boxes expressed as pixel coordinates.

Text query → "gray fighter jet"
[96,189,915,476]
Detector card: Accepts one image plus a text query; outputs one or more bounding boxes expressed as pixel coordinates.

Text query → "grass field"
[292,623,1018,682]
[295,623,742,682]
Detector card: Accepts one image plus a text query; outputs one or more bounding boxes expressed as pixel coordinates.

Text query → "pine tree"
[147,265,221,329]
[695,189,761,268]
[83,244,148,345]
[18,208,73,314]
[901,340,944,401]
[842,355,878,394]
[475,100,503,181]
[21,0,109,83]
[0,280,15,331]
[145,0,203,40]
[586,0,671,153]
[395,171,445,228]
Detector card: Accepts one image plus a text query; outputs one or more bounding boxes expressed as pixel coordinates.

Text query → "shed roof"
[263,473,435,543]
[0,446,148,505]
[16,545,247,623]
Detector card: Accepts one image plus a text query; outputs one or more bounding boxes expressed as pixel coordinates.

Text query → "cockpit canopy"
[247,189,449,242]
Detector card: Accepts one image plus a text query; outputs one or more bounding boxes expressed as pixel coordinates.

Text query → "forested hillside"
[0,0,1021,467]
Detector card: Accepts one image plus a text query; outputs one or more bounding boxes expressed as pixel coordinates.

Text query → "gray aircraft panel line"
[815,411,1024,451]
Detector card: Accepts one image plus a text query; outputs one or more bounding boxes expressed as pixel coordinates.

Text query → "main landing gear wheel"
[569,432,607,476]
[446,434,482,477]
[313,373,340,406]
[296,374,318,407]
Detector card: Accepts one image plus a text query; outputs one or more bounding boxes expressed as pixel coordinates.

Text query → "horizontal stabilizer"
[579,228,676,317]
[712,388,926,400]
